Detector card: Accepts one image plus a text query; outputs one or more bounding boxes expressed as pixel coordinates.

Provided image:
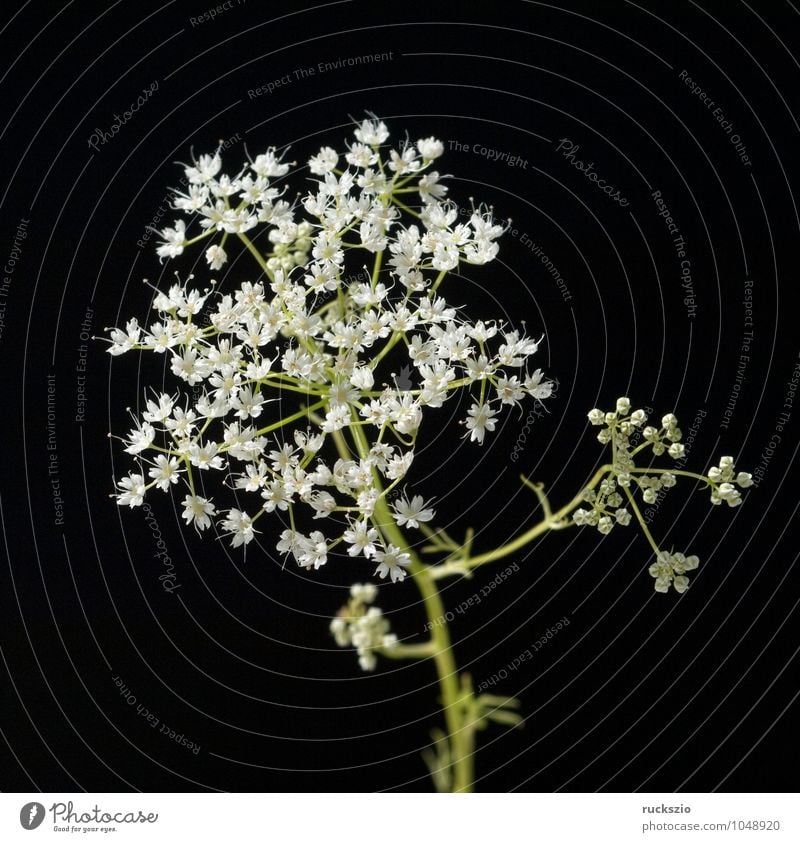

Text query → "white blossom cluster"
[330,583,397,671]
[108,116,554,583]
[577,398,751,593]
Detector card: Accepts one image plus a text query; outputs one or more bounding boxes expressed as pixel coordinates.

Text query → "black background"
[1,0,798,793]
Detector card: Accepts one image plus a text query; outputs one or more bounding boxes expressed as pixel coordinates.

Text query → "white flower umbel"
[107,116,554,584]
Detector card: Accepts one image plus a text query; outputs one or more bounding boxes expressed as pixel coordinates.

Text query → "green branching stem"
[428,466,612,581]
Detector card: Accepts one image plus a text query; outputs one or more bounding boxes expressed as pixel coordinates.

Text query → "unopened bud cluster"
[330,583,397,671]
[707,455,752,507]
[648,551,700,594]
[579,398,752,593]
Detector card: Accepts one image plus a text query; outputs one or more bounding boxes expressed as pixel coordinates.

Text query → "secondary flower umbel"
[578,397,752,592]
[330,583,397,671]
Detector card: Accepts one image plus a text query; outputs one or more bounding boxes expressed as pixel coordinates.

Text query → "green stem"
[237,232,271,275]
[249,399,327,437]
[371,249,384,289]
[429,466,612,580]
[390,196,422,219]
[624,466,711,485]
[431,269,448,292]
[382,641,438,659]
[347,421,474,792]
[622,484,662,556]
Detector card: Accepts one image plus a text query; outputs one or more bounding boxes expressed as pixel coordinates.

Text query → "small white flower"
[587,408,605,425]
[572,508,590,526]
[116,473,146,507]
[717,483,742,507]
[630,409,647,426]
[642,487,657,504]
[156,220,186,261]
[205,244,227,271]
[373,544,412,583]
[358,652,377,671]
[614,508,631,526]
[349,366,374,390]
[142,393,174,423]
[465,354,493,381]
[297,530,328,570]
[181,494,216,531]
[391,494,435,529]
[310,491,337,518]
[465,403,498,444]
[222,509,258,547]
[668,443,685,459]
[308,146,339,175]
[107,318,141,355]
[230,386,266,419]
[343,520,380,557]
[416,136,444,159]
[354,117,389,145]
[148,455,181,491]
[330,616,350,647]
[350,583,378,603]
[495,375,525,406]
[124,422,155,454]
[597,516,613,534]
